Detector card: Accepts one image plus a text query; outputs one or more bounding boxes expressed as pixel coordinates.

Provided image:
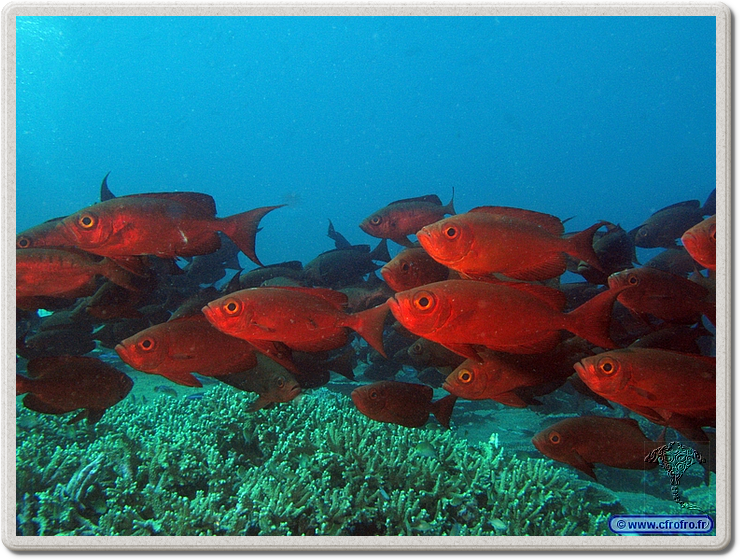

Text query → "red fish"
[608,267,715,325]
[387,279,626,359]
[16,217,67,249]
[681,215,716,271]
[360,192,456,247]
[202,286,389,359]
[16,356,133,424]
[351,381,457,428]
[381,246,451,292]
[115,315,259,387]
[532,417,663,480]
[574,348,715,441]
[45,192,282,266]
[417,206,604,281]
[443,342,585,407]
[17,248,140,302]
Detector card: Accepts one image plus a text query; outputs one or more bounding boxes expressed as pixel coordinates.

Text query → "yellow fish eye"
[458,369,473,384]
[137,337,156,352]
[77,213,97,229]
[16,236,31,249]
[597,356,618,375]
[222,298,242,316]
[370,215,382,226]
[412,290,436,312]
[548,431,562,445]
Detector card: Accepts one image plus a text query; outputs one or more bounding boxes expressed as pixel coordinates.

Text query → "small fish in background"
[629,189,715,249]
[239,261,305,289]
[417,206,605,281]
[351,380,457,428]
[644,246,706,278]
[16,356,133,425]
[413,441,437,458]
[681,214,716,271]
[532,416,664,481]
[381,246,451,292]
[153,385,178,398]
[571,223,638,285]
[608,267,715,326]
[303,240,391,288]
[360,190,456,247]
[216,354,301,412]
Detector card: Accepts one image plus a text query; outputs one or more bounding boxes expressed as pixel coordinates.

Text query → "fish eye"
[548,431,562,445]
[409,343,423,355]
[627,275,639,285]
[222,298,242,316]
[597,357,618,375]
[412,290,436,312]
[400,262,410,272]
[276,376,285,388]
[458,369,473,384]
[710,225,717,242]
[77,213,97,229]
[369,390,378,399]
[370,216,382,226]
[138,337,156,352]
[16,236,31,249]
[444,226,458,239]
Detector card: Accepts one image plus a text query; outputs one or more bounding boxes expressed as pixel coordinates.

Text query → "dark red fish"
[574,348,715,440]
[381,246,451,292]
[303,240,390,288]
[387,279,626,359]
[351,381,457,428]
[608,267,715,325]
[360,192,455,247]
[115,315,259,387]
[16,356,133,424]
[17,248,139,302]
[216,354,301,411]
[16,217,66,249]
[532,417,663,480]
[202,286,389,358]
[443,341,586,407]
[417,206,604,281]
[629,192,714,248]
[681,215,716,271]
[44,192,282,266]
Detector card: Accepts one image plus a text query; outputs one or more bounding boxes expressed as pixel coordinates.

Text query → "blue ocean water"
[17,16,715,266]
[15,15,718,538]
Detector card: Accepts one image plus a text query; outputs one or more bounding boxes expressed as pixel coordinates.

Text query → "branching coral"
[17,385,625,536]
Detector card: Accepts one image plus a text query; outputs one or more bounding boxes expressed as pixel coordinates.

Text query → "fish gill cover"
[15,15,717,538]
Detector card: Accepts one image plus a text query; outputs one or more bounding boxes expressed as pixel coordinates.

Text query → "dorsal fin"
[125,192,218,216]
[99,171,116,202]
[651,199,701,216]
[498,281,568,311]
[387,194,443,207]
[268,286,348,309]
[469,206,564,235]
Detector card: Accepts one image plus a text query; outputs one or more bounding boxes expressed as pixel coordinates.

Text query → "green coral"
[16,386,624,536]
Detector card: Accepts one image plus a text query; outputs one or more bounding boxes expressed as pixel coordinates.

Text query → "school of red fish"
[16,176,717,483]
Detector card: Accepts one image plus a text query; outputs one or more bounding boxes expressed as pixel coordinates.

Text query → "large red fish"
[351,381,457,428]
[380,246,451,292]
[574,348,715,440]
[42,192,282,266]
[17,248,140,305]
[532,416,663,480]
[608,267,715,325]
[387,279,626,359]
[417,206,605,281]
[360,192,456,247]
[681,215,716,271]
[16,356,133,424]
[202,286,389,358]
[115,314,259,387]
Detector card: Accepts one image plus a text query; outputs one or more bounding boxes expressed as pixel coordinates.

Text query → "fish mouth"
[288,384,301,400]
[114,344,134,366]
[573,361,589,381]
[441,381,455,394]
[386,296,401,318]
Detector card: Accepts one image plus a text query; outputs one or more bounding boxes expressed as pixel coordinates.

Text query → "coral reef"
[16,385,625,536]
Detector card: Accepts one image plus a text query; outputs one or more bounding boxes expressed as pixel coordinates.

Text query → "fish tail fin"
[16,374,33,396]
[564,285,628,349]
[565,221,606,272]
[346,302,390,357]
[369,238,391,262]
[445,186,456,215]
[430,394,457,429]
[219,205,285,266]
